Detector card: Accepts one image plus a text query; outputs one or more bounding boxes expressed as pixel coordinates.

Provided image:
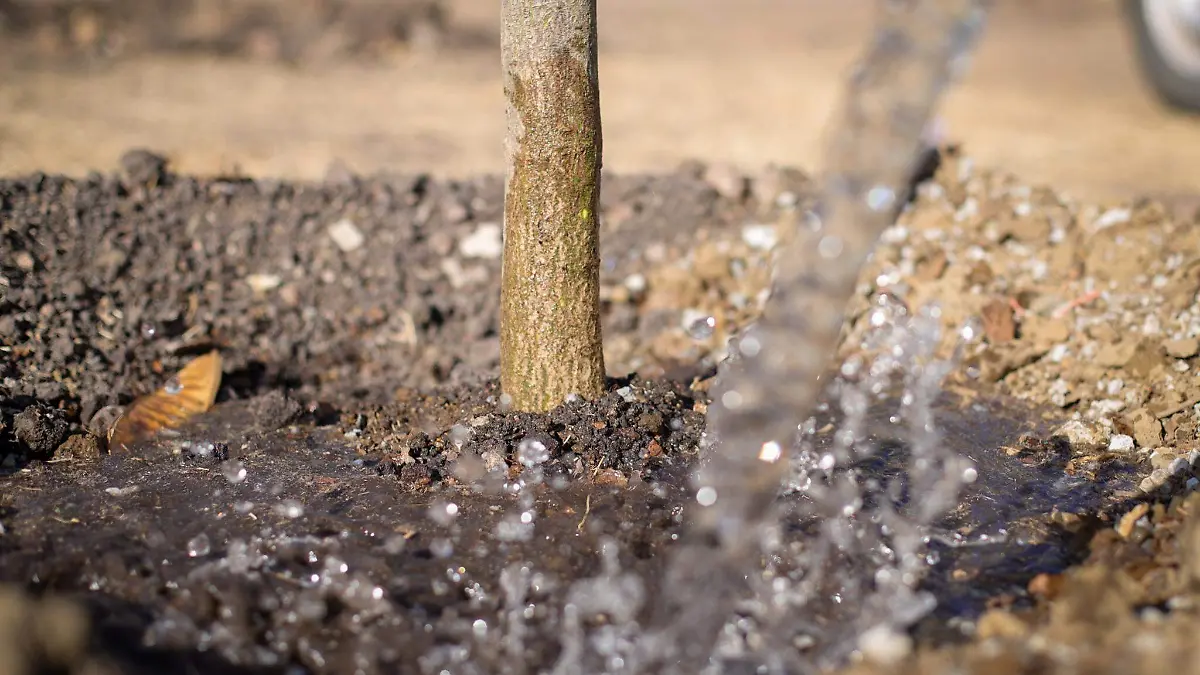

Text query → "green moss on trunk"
[499,0,604,412]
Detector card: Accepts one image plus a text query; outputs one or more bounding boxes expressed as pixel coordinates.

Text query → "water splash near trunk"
[636,2,992,672]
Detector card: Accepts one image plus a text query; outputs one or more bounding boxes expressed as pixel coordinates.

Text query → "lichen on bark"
[499,0,605,412]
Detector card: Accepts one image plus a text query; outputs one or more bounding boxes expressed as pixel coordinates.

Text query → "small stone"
[14,251,35,271]
[119,149,169,186]
[702,163,747,201]
[1026,573,1065,601]
[636,412,664,435]
[1095,340,1139,368]
[480,449,506,473]
[1108,434,1135,453]
[328,218,365,252]
[623,273,647,296]
[976,610,1031,640]
[1020,315,1070,347]
[980,299,1015,344]
[1171,457,1192,476]
[593,468,629,488]
[246,273,282,293]
[13,405,70,457]
[1116,502,1150,538]
[459,223,503,259]
[54,434,102,461]
[1126,408,1164,448]
[1053,419,1109,448]
[741,224,778,251]
[1164,337,1200,359]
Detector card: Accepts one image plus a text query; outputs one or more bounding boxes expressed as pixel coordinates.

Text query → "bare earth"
[1,0,1198,205]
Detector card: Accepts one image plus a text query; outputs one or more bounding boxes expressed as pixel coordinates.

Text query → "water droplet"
[683,312,716,340]
[383,535,408,554]
[449,424,472,449]
[959,317,984,344]
[738,334,761,357]
[430,538,454,558]
[818,235,844,259]
[427,501,460,526]
[721,390,744,410]
[758,441,783,463]
[141,322,157,339]
[866,185,896,212]
[696,487,718,506]
[164,376,183,395]
[186,533,211,557]
[516,438,551,467]
[221,459,247,484]
[274,499,305,519]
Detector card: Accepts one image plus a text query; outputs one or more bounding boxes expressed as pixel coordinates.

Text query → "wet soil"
[4,149,1200,673]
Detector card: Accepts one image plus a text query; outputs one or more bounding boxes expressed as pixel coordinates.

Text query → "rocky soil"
[2,146,1200,673]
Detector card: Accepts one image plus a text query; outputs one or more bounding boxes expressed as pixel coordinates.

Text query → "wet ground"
[4,147,1200,673]
[5,0,1200,673]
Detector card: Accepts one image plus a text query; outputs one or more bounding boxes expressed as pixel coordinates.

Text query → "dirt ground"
[6,1,1200,674]
[1,0,1199,205]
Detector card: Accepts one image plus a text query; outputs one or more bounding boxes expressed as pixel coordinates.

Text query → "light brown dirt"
[0,0,1197,205]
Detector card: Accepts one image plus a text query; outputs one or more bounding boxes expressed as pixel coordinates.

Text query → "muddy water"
[0,388,1143,673]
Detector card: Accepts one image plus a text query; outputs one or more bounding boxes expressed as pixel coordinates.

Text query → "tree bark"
[499,0,605,412]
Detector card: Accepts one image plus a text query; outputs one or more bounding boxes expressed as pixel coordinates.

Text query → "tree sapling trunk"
[499,0,605,412]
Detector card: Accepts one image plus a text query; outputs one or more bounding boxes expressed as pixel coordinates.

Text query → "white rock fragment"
[459,223,503,259]
[246,273,282,293]
[328,218,365,252]
[623,273,647,295]
[1093,208,1131,231]
[1108,434,1135,453]
[1053,420,1109,448]
[741,224,779,251]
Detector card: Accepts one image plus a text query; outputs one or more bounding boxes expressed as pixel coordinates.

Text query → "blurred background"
[0,0,1198,207]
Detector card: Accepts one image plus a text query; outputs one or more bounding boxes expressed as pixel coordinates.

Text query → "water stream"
[632,1,992,672]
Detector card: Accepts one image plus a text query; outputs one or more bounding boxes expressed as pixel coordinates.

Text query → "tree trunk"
[499,0,605,412]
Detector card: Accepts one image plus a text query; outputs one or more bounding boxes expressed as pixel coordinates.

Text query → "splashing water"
[633,1,991,672]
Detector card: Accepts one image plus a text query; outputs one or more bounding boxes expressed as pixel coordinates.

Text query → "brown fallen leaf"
[108,351,223,452]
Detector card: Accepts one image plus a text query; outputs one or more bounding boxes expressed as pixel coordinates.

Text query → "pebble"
[1164,337,1200,359]
[741,224,779,251]
[1108,434,1135,453]
[459,223,503,259]
[702,163,747,201]
[246,273,282,293]
[328,218,365,252]
[1053,419,1109,448]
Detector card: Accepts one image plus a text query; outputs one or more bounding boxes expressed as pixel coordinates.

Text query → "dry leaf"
[109,351,223,451]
